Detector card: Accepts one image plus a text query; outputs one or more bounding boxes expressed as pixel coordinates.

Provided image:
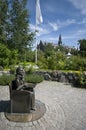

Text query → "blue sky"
[27,0,86,48]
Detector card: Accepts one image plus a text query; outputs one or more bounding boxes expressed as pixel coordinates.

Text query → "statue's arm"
[16,84,25,90]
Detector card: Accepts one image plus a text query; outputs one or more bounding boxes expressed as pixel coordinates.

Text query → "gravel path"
[0,81,86,130]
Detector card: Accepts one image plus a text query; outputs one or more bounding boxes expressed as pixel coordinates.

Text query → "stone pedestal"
[5,100,46,122]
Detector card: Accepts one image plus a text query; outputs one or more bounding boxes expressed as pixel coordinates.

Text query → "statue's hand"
[24,83,28,86]
[16,84,24,90]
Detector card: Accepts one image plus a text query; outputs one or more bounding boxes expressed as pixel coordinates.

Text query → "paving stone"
[0,81,86,130]
[22,127,30,130]
[13,127,22,130]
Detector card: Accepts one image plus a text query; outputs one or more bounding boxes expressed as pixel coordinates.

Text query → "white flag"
[36,0,43,25]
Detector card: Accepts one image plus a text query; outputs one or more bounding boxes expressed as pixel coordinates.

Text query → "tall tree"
[9,0,33,51]
[0,0,9,44]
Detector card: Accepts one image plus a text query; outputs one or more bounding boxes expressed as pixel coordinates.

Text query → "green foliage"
[78,39,86,57]
[26,50,35,62]
[79,73,86,87]
[47,55,57,70]
[25,74,44,83]
[37,61,48,70]
[37,50,48,69]
[37,50,45,61]
[0,0,34,66]
[56,51,65,61]
[26,66,34,74]
[9,65,16,74]
[37,47,86,71]
[0,43,19,68]
[57,60,65,70]
[71,48,78,55]
[0,74,14,86]
[8,0,34,51]
[9,50,19,65]
[64,56,86,71]
[0,43,11,67]
[0,73,44,86]
[55,45,68,54]
[44,43,55,58]
[0,0,8,44]
[73,72,86,88]
[0,0,86,72]
[0,66,3,71]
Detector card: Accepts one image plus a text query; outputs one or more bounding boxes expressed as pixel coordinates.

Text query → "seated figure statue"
[11,66,35,111]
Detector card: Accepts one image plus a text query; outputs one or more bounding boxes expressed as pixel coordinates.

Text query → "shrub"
[9,65,16,74]
[78,73,86,87]
[73,72,86,88]
[64,56,86,71]
[0,73,44,86]
[26,66,34,74]
[37,61,48,69]
[0,66,3,71]
[25,74,44,84]
[0,74,14,86]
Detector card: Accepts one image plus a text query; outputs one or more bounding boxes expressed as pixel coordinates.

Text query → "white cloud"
[68,0,86,14]
[78,18,86,24]
[49,37,58,41]
[30,18,86,46]
[48,18,86,31]
[30,24,35,31]
[75,29,86,36]
[62,28,86,41]
[58,19,76,27]
[48,28,86,42]
[30,24,50,36]
[36,26,50,36]
[48,19,76,30]
[48,22,59,31]
[62,19,76,26]
[30,17,86,40]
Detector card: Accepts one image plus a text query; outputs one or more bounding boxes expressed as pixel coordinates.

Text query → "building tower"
[58,34,62,45]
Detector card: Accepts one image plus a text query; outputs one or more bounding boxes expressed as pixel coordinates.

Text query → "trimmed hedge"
[0,73,44,86]
[25,74,44,84]
[0,74,14,86]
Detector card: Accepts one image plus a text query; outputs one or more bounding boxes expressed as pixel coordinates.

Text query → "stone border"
[35,70,86,86]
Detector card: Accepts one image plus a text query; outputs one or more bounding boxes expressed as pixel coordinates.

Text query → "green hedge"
[0,73,44,86]
[0,74,14,86]
[25,74,44,84]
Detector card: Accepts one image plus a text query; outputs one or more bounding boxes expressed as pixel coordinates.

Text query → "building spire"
[58,34,62,45]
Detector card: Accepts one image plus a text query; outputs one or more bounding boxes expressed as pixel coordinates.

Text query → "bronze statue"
[11,66,35,111]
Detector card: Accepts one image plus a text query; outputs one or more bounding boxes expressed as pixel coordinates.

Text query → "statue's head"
[16,66,25,81]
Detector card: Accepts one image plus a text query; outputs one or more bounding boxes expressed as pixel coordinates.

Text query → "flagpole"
[35,0,43,64]
[35,20,37,64]
[35,0,38,64]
